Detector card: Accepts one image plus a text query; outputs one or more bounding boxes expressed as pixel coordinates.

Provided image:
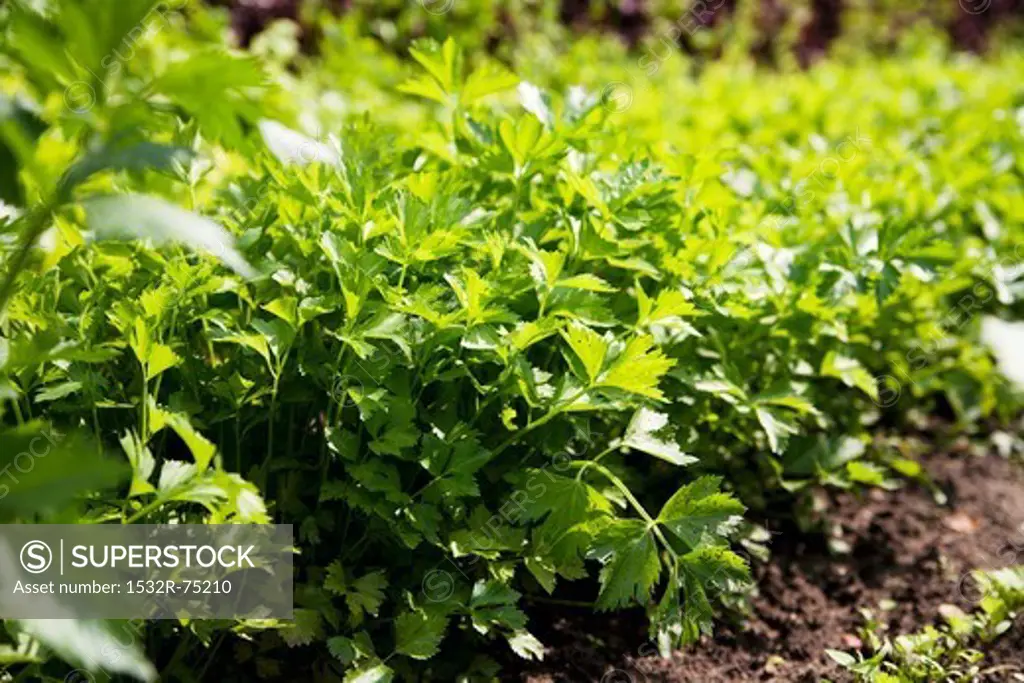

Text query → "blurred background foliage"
[216,0,1024,64]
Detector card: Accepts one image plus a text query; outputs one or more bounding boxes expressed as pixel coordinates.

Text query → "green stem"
[259,350,291,482]
[324,346,348,433]
[92,405,102,455]
[458,364,517,436]
[572,460,679,563]
[140,374,149,442]
[492,387,589,458]
[265,373,280,468]
[234,415,242,473]
[522,595,594,608]
[123,496,166,524]
[159,631,194,679]
[9,398,25,425]
[574,444,618,480]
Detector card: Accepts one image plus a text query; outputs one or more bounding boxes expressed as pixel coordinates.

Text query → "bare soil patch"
[505,451,1024,682]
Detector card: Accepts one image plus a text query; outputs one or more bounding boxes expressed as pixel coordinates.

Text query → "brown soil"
[982,615,1024,682]
[504,451,1024,683]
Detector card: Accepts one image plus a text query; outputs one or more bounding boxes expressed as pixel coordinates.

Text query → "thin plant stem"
[571,460,679,563]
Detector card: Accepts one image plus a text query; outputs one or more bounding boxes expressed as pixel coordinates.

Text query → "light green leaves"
[821,351,879,401]
[34,381,83,403]
[622,408,696,466]
[824,649,859,669]
[157,460,195,494]
[754,405,799,454]
[4,0,165,89]
[84,194,256,278]
[399,38,516,107]
[498,116,561,171]
[143,343,180,381]
[397,72,449,105]
[152,50,267,147]
[120,432,156,497]
[149,403,217,471]
[636,287,699,329]
[507,629,545,660]
[561,323,607,383]
[128,320,180,382]
[469,580,527,634]
[974,565,1024,614]
[601,336,676,400]
[657,476,745,548]
[560,326,674,399]
[462,62,519,105]
[4,3,77,86]
[406,38,461,98]
[556,274,616,293]
[263,297,299,329]
[344,664,394,683]
[60,142,194,198]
